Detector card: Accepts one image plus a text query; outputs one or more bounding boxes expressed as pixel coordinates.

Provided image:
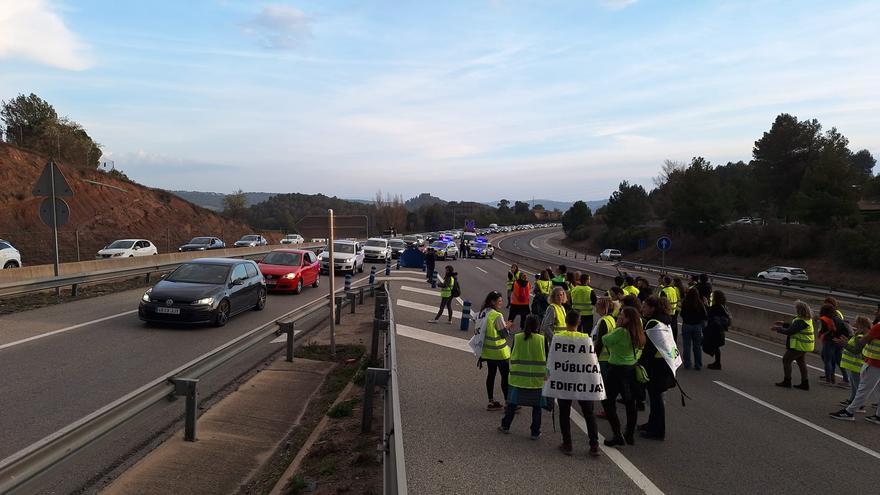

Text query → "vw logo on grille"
[165,299,174,306]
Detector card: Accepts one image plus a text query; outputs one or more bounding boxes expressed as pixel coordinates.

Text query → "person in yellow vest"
[772,301,815,390]
[478,291,514,411]
[555,310,602,457]
[570,273,597,331]
[541,287,568,340]
[499,315,546,438]
[532,270,552,317]
[830,319,880,423]
[551,264,567,288]
[622,276,640,297]
[429,265,456,324]
[836,317,872,410]
[591,297,616,420]
[659,275,681,341]
[608,286,624,317]
[601,306,645,446]
[506,264,520,309]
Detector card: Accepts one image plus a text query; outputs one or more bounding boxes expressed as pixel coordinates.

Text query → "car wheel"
[3,261,18,269]
[254,288,267,310]
[214,299,231,327]
[129,255,134,257]
[294,279,303,295]
[757,275,765,280]
[312,275,320,288]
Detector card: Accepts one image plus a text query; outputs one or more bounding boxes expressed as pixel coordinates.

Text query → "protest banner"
[542,332,606,401]
[646,322,683,375]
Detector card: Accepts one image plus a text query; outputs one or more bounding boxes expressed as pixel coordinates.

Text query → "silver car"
[756,266,808,284]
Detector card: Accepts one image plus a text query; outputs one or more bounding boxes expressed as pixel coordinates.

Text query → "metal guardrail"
[362,283,407,495]
[616,260,880,307]
[0,245,327,298]
[0,280,371,494]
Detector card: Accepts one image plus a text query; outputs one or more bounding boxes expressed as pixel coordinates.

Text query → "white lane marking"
[570,411,665,495]
[396,299,462,320]
[270,330,302,343]
[715,381,880,461]
[401,285,440,297]
[0,310,139,351]
[396,321,662,493]
[377,277,432,284]
[475,266,488,274]
[0,273,371,352]
[396,324,470,352]
[726,337,835,376]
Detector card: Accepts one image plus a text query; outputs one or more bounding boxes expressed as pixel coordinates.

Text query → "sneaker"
[558,443,573,456]
[603,436,625,447]
[487,401,503,411]
[775,380,792,388]
[865,415,880,425]
[530,433,541,441]
[497,426,510,434]
[839,399,852,406]
[427,320,438,324]
[794,382,810,391]
[589,444,601,457]
[829,409,855,421]
[819,380,834,387]
[624,433,635,445]
[445,320,453,325]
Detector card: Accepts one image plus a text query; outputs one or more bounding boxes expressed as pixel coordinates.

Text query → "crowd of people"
[448,262,879,457]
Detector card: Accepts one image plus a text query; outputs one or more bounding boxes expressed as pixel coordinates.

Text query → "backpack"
[451,276,461,298]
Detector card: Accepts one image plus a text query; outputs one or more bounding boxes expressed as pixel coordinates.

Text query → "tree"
[223,189,248,220]
[653,159,686,187]
[850,149,876,179]
[422,203,445,231]
[513,201,530,217]
[562,201,592,236]
[0,93,57,147]
[375,190,407,231]
[791,141,860,226]
[603,181,650,230]
[664,157,729,235]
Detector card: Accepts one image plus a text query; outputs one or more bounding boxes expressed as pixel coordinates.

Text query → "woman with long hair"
[703,290,731,370]
[430,265,456,324]
[506,264,521,309]
[601,306,645,446]
[772,300,815,390]
[478,291,514,410]
[638,296,676,440]
[679,288,707,370]
[508,271,532,330]
[499,315,546,439]
[541,287,568,339]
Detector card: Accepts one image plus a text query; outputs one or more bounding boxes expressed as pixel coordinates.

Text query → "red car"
[257,249,321,294]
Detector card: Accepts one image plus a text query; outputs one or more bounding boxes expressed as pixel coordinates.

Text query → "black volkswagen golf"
[139,258,267,326]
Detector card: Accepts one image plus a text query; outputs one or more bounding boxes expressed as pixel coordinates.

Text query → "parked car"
[0,239,21,269]
[363,238,391,262]
[430,240,459,260]
[280,234,304,245]
[178,237,225,252]
[138,258,266,326]
[234,235,268,248]
[599,249,622,261]
[403,235,424,247]
[319,240,364,275]
[96,239,158,259]
[258,249,320,294]
[468,239,494,259]
[756,266,809,284]
[461,232,478,247]
[388,238,407,258]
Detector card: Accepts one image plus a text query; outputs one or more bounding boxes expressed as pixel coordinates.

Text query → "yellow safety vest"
[549,303,567,333]
[440,276,454,298]
[863,337,880,361]
[662,286,679,314]
[622,285,640,296]
[597,315,616,362]
[611,302,621,318]
[840,335,865,373]
[789,317,815,352]
[506,270,520,290]
[835,309,845,321]
[570,285,594,315]
[536,279,551,295]
[508,333,546,389]
[480,309,511,360]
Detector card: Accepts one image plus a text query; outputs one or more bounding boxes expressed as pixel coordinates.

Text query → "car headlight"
[113,252,124,257]
[142,289,152,302]
[199,247,206,251]
[283,273,297,279]
[192,296,214,306]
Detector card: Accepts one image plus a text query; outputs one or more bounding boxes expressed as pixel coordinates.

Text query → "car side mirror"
[232,278,244,286]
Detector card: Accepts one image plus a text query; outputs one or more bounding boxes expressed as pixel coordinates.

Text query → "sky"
[0,0,878,202]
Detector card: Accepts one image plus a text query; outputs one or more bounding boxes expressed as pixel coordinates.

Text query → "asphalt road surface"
[0,270,371,493]
[387,252,880,494]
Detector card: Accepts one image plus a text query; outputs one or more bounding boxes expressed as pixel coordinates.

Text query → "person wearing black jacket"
[680,288,708,370]
[638,296,676,440]
[703,290,731,370]
[772,301,814,390]
[425,248,436,282]
[696,274,712,304]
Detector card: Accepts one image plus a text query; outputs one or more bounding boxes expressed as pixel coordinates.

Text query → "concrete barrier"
[0,243,324,285]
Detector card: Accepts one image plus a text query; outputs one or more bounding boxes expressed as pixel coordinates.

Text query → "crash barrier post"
[430,270,437,288]
[460,300,471,331]
[369,265,376,286]
[385,258,391,276]
[345,274,352,292]
[170,378,199,442]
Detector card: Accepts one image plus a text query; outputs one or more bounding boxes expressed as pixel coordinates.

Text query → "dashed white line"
[0,310,139,351]
[475,266,488,274]
[727,337,832,376]
[401,285,441,297]
[396,299,462,320]
[396,324,470,351]
[715,381,880,461]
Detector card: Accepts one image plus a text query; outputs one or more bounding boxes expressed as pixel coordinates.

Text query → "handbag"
[632,340,649,384]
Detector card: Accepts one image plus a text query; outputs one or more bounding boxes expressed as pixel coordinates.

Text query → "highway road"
[0,271,370,493]
[495,229,870,317]
[387,238,880,494]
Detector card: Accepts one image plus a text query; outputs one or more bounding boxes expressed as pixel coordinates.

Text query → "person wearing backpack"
[703,290,731,370]
[429,265,456,325]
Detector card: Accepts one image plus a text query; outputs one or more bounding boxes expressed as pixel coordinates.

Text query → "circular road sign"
[656,236,672,252]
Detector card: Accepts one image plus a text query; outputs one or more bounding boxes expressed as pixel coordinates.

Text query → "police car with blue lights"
[467,237,494,259]
[429,235,459,261]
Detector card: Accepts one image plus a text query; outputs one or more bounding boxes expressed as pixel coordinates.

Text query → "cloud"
[242,4,311,49]
[0,0,92,70]
[598,0,638,10]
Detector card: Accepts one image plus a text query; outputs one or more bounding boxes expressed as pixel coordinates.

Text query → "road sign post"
[328,209,336,358]
[33,160,73,281]
[656,235,672,270]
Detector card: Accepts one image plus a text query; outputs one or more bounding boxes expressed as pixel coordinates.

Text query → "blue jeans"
[822,343,844,382]
[681,323,704,369]
[501,402,542,436]
[848,369,861,403]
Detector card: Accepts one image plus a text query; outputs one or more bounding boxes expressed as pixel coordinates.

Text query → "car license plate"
[156,307,180,315]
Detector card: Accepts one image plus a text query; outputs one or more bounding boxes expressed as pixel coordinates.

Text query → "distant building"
[532,207,562,221]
